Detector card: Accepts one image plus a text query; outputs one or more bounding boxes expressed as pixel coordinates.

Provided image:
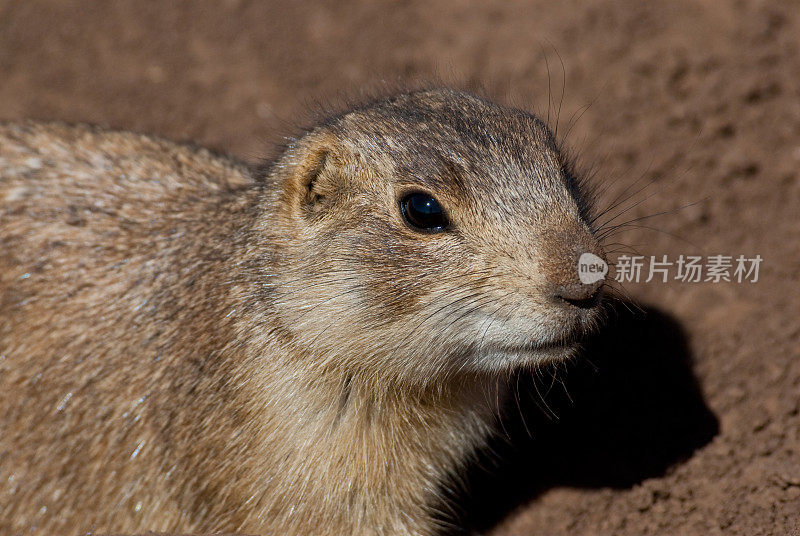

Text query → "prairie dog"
[0,89,605,535]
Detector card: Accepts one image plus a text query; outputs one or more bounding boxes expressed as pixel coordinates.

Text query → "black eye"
[400,192,449,233]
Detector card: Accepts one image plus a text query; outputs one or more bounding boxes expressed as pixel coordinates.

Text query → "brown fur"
[0,89,604,535]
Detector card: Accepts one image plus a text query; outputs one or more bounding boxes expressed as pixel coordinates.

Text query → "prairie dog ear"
[290,134,345,218]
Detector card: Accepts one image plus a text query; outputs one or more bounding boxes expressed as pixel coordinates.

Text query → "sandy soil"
[1,1,798,534]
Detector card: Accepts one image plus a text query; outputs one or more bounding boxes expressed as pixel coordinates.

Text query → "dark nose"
[553,279,604,309]
[540,225,606,309]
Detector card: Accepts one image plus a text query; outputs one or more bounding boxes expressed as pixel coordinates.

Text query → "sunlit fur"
[0,89,604,535]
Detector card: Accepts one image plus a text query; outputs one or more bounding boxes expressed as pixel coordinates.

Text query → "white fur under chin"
[470,343,580,374]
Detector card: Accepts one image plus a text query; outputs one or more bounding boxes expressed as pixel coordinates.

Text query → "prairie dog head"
[260,89,605,386]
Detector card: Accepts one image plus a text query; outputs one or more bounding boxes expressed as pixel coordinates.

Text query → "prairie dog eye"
[400,192,449,233]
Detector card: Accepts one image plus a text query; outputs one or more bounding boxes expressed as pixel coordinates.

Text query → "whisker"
[597,198,707,238]
[589,155,658,227]
[514,370,533,439]
[594,181,661,231]
[600,223,706,251]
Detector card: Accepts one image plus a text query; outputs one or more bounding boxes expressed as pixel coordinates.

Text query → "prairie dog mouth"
[493,338,580,355]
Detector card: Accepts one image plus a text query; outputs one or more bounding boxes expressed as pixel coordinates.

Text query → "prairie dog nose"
[542,226,607,309]
[553,278,604,308]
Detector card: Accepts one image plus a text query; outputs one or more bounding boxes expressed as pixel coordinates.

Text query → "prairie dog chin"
[0,88,605,535]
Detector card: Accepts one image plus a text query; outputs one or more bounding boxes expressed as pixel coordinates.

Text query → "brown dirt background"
[1,1,798,534]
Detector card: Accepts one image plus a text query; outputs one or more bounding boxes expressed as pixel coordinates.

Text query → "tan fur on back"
[0,90,604,535]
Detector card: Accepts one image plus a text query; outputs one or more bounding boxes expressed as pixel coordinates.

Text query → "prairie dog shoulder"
[0,120,257,349]
[1,121,261,531]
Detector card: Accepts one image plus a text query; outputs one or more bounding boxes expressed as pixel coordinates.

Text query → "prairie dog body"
[0,89,605,535]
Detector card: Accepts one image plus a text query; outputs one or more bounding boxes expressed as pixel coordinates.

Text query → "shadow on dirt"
[447,299,720,534]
